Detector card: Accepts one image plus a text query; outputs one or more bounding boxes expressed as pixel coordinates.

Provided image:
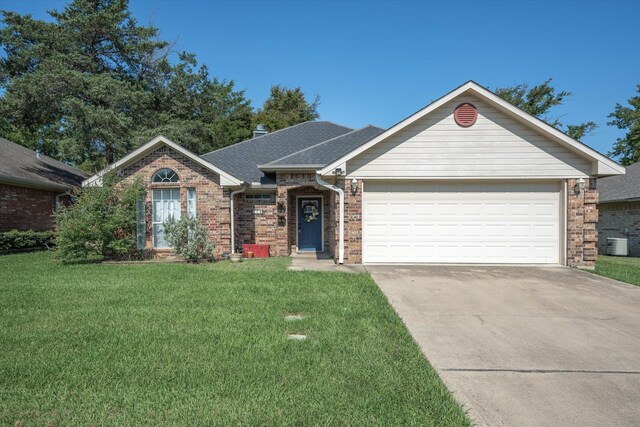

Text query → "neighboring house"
[0,137,87,232]
[597,162,640,257]
[85,81,624,267]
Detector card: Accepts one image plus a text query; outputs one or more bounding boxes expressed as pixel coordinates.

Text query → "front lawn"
[0,252,469,426]
[593,255,640,286]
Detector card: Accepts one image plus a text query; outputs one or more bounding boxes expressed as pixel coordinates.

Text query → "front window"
[152,168,179,183]
[187,188,196,218]
[152,188,181,248]
[245,194,273,201]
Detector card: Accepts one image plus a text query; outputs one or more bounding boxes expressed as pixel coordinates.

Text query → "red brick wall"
[341,177,363,264]
[0,183,60,231]
[233,194,278,255]
[567,178,599,268]
[120,145,231,257]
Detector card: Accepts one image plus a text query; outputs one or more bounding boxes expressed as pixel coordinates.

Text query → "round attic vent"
[454,103,478,127]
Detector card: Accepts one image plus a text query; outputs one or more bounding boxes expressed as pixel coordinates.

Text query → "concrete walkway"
[288,252,367,273]
[368,265,640,427]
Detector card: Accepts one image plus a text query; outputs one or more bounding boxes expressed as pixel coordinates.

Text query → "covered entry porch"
[281,184,335,256]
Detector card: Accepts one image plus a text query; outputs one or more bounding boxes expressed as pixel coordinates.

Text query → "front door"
[298,197,322,251]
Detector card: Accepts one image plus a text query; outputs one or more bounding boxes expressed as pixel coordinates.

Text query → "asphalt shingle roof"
[0,137,87,190]
[598,162,640,203]
[200,121,353,184]
[266,125,385,167]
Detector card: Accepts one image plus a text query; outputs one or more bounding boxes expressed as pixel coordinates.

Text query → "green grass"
[593,255,640,286]
[0,252,469,426]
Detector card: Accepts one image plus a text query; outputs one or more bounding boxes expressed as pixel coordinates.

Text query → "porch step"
[290,251,332,260]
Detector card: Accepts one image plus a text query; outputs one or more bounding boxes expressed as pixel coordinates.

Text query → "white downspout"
[316,173,344,264]
[230,187,245,254]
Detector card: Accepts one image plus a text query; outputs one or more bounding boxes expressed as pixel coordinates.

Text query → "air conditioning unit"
[607,238,628,256]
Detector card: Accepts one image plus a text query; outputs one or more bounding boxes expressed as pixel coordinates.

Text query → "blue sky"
[2,0,639,156]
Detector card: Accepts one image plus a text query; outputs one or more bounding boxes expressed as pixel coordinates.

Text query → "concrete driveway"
[368,265,640,427]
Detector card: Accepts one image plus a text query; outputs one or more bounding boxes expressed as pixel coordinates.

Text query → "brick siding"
[0,183,61,231]
[341,177,363,264]
[233,194,278,255]
[120,145,231,257]
[567,178,599,268]
[598,201,640,257]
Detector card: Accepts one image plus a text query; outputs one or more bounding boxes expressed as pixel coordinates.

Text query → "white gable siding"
[347,95,592,179]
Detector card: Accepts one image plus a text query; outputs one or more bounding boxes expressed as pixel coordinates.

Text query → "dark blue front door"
[298,197,322,251]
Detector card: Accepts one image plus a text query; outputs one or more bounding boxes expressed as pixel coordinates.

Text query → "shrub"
[54,173,145,263]
[0,230,55,252]
[163,216,215,262]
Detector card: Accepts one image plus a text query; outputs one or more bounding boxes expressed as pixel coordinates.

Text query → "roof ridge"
[264,126,370,166]
[200,121,352,159]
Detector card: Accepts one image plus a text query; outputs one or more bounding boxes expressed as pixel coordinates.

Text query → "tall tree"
[0,0,253,172]
[495,79,596,141]
[254,85,320,131]
[132,52,253,154]
[607,85,640,166]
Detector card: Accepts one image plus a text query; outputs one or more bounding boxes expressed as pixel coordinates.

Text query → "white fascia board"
[342,175,591,181]
[83,135,243,187]
[319,81,624,177]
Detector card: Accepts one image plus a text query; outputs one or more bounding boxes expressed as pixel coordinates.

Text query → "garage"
[363,181,561,264]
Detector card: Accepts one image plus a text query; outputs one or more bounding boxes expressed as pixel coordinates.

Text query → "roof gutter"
[315,173,344,264]
[0,175,77,192]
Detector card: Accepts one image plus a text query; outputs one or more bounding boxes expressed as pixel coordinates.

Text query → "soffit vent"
[454,103,478,127]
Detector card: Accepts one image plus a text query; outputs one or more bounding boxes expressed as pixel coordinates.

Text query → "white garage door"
[363,181,561,264]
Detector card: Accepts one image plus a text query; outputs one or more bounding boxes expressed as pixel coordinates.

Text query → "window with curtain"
[136,196,146,249]
[187,188,196,217]
[152,188,181,248]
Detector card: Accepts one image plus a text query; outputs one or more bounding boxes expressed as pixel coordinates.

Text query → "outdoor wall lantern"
[574,178,586,195]
[351,178,358,195]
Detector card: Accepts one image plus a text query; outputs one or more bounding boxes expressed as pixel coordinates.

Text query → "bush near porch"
[0,252,469,426]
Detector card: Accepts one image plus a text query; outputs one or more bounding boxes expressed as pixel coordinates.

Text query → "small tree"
[163,216,215,263]
[55,173,145,263]
[253,85,320,132]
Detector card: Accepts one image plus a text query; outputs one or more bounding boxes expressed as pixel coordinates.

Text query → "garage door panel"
[363,182,560,264]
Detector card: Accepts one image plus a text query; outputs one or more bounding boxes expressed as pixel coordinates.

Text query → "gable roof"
[83,135,243,187]
[319,81,625,178]
[261,125,385,169]
[598,162,640,203]
[0,137,87,191]
[200,121,352,184]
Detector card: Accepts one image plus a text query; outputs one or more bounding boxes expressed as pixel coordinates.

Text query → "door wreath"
[302,201,319,222]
